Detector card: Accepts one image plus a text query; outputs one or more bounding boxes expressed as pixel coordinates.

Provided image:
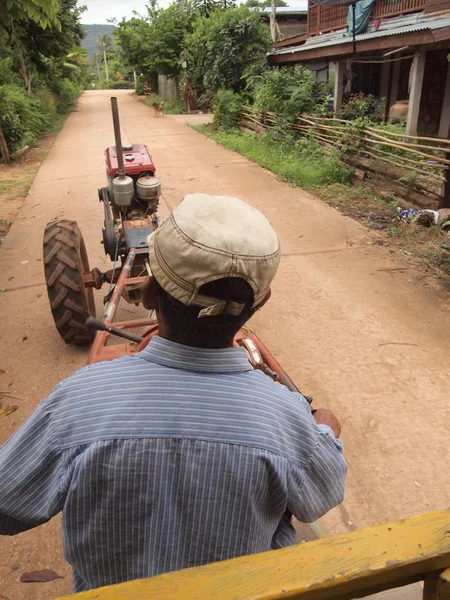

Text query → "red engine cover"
[105,144,156,177]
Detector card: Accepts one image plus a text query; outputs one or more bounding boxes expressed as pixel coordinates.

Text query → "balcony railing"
[308,0,426,35]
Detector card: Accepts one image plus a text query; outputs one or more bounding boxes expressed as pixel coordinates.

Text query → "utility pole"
[103,42,109,82]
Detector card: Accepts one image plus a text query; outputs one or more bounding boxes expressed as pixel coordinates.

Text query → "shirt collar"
[138,335,253,374]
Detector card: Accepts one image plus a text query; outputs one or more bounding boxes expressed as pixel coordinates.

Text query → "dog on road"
[152,100,164,118]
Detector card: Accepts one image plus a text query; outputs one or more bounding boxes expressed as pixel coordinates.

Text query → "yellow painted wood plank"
[56,509,450,600]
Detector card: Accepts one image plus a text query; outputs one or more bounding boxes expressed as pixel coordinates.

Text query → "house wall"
[278,19,307,38]
[262,16,307,40]
[417,49,449,136]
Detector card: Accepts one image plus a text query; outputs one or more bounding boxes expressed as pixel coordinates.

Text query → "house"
[269,0,450,138]
[259,5,308,39]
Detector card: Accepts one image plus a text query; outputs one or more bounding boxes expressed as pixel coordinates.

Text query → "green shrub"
[52,78,81,114]
[135,76,145,95]
[339,93,386,122]
[35,87,58,124]
[0,84,48,152]
[213,89,242,131]
[107,80,133,89]
[252,67,327,122]
[0,56,22,87]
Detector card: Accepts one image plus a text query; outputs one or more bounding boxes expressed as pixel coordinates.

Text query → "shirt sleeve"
[0,396,66,535]
[287,422,347,523]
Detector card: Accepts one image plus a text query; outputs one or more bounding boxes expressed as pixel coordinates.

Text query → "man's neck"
[157,329,233,350]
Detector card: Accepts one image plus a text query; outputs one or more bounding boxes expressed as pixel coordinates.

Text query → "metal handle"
[110,97,125,177]
[85,317,143,343]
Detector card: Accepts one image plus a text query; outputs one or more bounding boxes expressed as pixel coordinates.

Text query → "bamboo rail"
[240,106,449,185]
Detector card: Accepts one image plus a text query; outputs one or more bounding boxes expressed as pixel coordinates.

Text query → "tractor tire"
[43,219,96,346]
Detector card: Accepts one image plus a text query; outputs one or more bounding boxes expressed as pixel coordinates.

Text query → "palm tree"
[92,34,113,82]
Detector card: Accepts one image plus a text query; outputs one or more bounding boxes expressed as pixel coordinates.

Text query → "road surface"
[1,90,449,599]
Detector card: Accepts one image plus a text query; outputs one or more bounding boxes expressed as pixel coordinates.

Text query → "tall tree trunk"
[103,44,109,82]
[0,124,11,165]
[269,0,281,42]
[18,51,32,96]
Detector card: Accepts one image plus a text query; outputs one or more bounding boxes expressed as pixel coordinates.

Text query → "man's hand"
[313,408,341,439]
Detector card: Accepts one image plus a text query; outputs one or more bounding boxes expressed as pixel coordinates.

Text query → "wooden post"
[380,61,390,100]
[390,58,401,106]
[334,61,345,112]
[438,62,450,139]
[437,568,450,600]
[423,568,450,600]
[0,123,11,165]
[406,52,426,136]
[444,152,450,208]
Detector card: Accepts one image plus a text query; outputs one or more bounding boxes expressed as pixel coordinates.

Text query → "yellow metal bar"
[55,509,450,600]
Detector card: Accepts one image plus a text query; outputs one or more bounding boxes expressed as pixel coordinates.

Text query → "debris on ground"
[0,392,19,419]
[20,569,62,583]
[0,404,18,419]
[397,207,450,229]
[397,208,439,226]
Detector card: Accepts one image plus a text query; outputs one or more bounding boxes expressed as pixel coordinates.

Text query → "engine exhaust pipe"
[111,97,125,177]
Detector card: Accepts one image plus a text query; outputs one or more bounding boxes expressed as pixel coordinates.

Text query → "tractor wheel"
[43,219,96,346]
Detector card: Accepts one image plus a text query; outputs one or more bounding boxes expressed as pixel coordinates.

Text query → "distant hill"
[81,24,115,60]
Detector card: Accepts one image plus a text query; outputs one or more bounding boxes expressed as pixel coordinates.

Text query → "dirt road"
[1,90,449,599]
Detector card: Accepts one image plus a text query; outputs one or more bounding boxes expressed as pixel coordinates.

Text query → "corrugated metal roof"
[260,5,308,13]
[272,10,450,54]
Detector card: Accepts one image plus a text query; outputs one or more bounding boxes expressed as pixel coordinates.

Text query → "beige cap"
[147,194,280,318]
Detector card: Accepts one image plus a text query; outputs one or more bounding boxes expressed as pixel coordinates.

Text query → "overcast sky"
[80,0,308,24]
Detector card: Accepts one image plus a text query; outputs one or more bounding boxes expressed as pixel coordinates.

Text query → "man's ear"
[142,276,158,310]
[254,288,271,310]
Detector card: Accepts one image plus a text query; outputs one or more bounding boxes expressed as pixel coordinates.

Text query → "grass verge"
[138,93,185,115]
[194,125,351,189]
[0,131,58,243]
[194,124,450,282]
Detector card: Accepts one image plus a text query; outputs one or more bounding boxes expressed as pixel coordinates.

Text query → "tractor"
[42,97,305,392]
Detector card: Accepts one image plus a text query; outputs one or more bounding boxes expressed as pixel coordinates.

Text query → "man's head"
[143,194,281,348]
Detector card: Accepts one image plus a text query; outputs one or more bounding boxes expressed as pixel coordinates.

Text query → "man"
[0,194,346,593]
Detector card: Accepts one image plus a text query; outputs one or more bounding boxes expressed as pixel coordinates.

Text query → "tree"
[245,0,288,6]
[184,6,270,97]
[115,5,192,77]
[0,0,60,162]
[12,0,85,94]
[193,0,236,17]
[0,0,60,40]
[0,0,86,162]
[92,34,114,81]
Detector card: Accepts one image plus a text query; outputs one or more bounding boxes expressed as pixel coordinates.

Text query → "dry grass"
[316,183,450,279]
[0,133,56,242]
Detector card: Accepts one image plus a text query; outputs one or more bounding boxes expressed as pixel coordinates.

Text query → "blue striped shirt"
[0,336,346,592]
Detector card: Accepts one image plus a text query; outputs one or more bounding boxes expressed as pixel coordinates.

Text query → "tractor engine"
[105,143,161,220]
[99,98,161,261]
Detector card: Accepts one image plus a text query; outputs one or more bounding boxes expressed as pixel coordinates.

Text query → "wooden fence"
[307,0,426,35]
[240,105,450,207]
